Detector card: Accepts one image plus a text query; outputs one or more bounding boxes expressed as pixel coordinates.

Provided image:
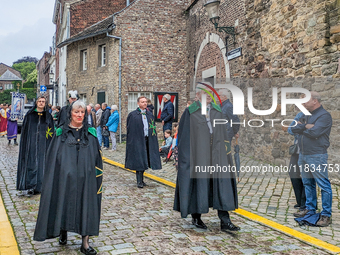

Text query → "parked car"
[17,104,34,133]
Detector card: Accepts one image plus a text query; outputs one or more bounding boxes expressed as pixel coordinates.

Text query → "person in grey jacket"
[291,91,333,227]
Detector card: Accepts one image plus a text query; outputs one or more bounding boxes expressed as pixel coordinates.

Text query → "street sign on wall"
[227,47,242,61]
[40,85,47,93]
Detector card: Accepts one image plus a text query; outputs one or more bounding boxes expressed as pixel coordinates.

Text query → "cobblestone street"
[0,137,337,254]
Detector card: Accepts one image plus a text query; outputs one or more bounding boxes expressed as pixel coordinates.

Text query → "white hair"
[218,89,231,99]
[163,94,171,100]
[72,100,86,110]
[111,105,118,111]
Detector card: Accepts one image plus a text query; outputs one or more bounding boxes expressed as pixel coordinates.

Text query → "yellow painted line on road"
[103,157,176,188]
[234,208,340,254]
[0,193,20,255]
[103,157,340,254]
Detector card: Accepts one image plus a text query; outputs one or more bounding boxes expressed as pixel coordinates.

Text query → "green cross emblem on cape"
[149,119,157,136]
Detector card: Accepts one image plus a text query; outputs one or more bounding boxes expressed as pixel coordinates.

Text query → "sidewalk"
[103,142,340,247]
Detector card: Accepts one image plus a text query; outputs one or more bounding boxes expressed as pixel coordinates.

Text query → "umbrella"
[234,138,240,182]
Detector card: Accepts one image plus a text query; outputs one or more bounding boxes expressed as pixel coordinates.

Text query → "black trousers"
[136,137,150,184]
[192,211,231,225]
[289,153,306,209]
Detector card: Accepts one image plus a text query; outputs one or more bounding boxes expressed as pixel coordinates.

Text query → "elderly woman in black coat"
[33,100,103,255]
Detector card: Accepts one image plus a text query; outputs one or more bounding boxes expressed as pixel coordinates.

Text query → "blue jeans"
[96,126,102,146]
[299,153,332,217]
[103,131,109,148]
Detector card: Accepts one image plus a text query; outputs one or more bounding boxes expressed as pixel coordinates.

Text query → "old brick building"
[59,0,191,137]
[186,0,340,171]
[52,0,129,106]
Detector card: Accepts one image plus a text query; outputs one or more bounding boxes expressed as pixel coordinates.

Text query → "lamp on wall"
[204,0,236,52]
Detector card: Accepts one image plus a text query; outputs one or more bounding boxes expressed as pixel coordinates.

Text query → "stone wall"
[186,0,340,178]
[66,34,117,106]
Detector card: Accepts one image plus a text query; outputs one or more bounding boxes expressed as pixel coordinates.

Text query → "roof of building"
[57,15,114,48]
[0,63,22,78]
[0,69,23,81]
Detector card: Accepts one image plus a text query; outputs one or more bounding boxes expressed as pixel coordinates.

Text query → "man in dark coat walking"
[17,95,54,196]
[100,103,111,149]
[125,96,162,188]
[160,94,174,133]
[57,90,78,127]
[174,87,240,232]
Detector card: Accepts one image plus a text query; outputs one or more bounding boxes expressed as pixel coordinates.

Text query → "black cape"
[56,105,69,127]
[174,101,238,218]
[17,105,54,192]
[125,108,161,171]
[33,124,103,241]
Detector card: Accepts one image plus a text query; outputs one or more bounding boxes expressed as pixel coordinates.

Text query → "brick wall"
[66,0,191,138]
[70,0,127,36]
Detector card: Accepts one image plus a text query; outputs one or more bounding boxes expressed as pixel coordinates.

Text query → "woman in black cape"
[33,100,103,255]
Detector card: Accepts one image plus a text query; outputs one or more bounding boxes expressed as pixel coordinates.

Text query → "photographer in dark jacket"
[100,102,111,150]
[291,91,333,227]
[160,94,174,134]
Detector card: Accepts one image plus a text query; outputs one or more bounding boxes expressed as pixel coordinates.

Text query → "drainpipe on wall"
[126,0,130,6]
[106,31,122,144]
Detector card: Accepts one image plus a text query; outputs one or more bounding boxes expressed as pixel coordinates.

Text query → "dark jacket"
[17,105,55,192]
[160,100,174,124]
[100,108,111,127]
[174,101,238,218]
[125,108,162,171]
[291,105,332,155]
[221,99,240,141]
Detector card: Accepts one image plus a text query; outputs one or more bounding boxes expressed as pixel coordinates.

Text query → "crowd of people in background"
[0,87,333,255]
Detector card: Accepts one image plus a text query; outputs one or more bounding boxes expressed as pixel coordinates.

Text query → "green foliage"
[12,62,36,80]
[23,81,35,88]
[0,88,37,104]
[26,69,37,84]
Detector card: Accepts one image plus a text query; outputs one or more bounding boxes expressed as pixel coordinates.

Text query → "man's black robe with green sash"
[174,101,238,218]
[33,126,103,241]
[17,106,54,193]
[125,108,161,171]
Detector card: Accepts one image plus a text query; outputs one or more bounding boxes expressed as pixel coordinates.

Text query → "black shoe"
[142,182,147,186]
[59,230,67,245]
[294,204,300,208]
[14,142,18,145]
[221,222,240,232]
[137,182,144,188]
[192,218,207,229]
[80,245,97,255]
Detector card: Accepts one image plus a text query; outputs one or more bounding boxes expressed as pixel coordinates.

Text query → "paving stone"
[0,138,332,255]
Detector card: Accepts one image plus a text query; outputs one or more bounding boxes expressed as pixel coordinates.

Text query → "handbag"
[102,128,110,137]
[289,144,298,155]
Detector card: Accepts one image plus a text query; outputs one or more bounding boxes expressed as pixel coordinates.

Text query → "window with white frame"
[81,49,88,70]
[5,84,13,90]
[128,92,152,113]
[99,44,106,67]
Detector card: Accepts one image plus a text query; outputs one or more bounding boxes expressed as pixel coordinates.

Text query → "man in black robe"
[174,87,240,232]
[56,90,78,127]
[17,96,54,196]
[125,96,162,188]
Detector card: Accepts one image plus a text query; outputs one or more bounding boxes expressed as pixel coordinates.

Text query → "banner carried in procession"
[11,92,26,121]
